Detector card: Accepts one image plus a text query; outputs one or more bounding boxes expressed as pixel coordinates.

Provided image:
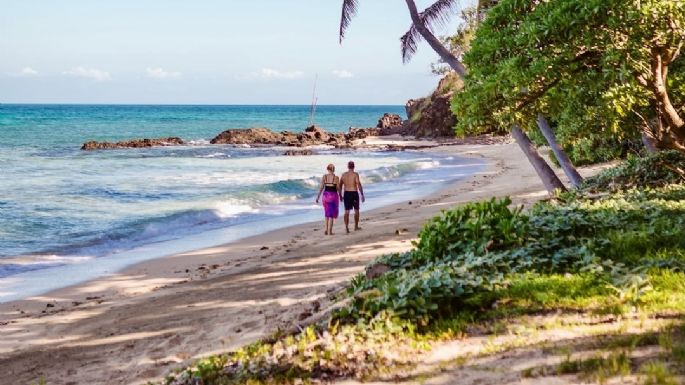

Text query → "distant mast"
[308,73,318,127]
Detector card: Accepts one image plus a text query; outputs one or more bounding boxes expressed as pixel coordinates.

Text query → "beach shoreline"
[0,140,570,385]
[0,137,488,303]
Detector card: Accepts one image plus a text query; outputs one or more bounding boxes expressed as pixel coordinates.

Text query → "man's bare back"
[340,171,360,191]
[339,161,365,233]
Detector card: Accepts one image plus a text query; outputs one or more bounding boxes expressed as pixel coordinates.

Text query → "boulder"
[347,127,380,139]
[210,126,353,148]
[81,137,184,150]
[376,113,403,129]
[209,127,281,145]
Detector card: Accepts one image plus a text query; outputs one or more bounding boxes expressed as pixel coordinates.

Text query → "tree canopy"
[453,0,685,158]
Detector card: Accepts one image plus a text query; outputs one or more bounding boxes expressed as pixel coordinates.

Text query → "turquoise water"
[0,104,485,301]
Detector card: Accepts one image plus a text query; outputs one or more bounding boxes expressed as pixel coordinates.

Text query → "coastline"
[0,139,485,303]
[0,140,572,385]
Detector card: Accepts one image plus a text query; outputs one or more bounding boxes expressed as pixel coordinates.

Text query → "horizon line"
[0,102,406,107]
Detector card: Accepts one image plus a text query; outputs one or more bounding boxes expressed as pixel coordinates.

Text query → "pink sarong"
[322,191,339,218]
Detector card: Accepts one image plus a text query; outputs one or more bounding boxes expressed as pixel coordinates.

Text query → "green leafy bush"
[340,186,685,326]
[414,197,528,261]
[583,151,685,192]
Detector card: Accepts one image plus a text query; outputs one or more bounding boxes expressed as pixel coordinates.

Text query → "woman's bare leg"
[324,218,329,235]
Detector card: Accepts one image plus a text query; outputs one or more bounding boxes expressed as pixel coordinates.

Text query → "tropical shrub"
[583,151,685,192]
[340,186,685,325]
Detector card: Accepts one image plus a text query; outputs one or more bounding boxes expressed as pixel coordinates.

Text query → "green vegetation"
[556,351,632,383]
[453,0,685,164]
[583,150,685,192]
[161,152,685,385]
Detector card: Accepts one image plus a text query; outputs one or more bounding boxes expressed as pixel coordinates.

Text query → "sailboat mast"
[308,73,318,126]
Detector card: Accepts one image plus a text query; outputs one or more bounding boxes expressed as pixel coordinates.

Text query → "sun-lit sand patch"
[71,275,183,296]
[62,328,190,348]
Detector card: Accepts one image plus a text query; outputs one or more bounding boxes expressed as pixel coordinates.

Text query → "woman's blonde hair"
[326,163,335,172]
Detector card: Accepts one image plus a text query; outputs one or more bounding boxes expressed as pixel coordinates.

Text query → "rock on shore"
[210,125,379,148]
[405,73,460,138]
[81,137,184,150]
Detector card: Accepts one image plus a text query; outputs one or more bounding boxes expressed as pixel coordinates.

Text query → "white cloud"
[254,68,304,80]
[63,66,111,81]
[332,69,353,79]
[19,67,39,76]
[146,67,182,79]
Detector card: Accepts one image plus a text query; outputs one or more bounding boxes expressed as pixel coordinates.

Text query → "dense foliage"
[452,0,685,160]
[340,187,685,325]
[584,150,685,192]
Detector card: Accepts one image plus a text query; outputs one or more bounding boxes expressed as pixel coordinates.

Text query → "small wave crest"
[187,139,211,145]
[362,160,440,183]
[195,152,229,158]
[0,255,93,278]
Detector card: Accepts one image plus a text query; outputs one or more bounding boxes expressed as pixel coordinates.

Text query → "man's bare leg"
[344,210,351,233]
[354,209,361,230]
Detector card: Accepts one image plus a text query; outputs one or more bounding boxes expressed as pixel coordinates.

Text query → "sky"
[0,0,473,105]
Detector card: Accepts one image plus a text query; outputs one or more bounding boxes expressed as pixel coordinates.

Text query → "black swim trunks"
[343,191,360,211]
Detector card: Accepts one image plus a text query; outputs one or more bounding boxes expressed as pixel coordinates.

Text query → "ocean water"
[0,104,486,302]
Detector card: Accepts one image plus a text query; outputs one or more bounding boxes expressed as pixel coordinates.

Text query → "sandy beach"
[0,141,576,385]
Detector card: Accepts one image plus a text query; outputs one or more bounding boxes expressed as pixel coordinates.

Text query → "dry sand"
[0,141,594,385]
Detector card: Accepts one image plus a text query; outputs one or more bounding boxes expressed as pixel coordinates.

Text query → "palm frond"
[401,0,459,63]
[339,0,359,43]
[400,25,422,63]
[420,0,459,32]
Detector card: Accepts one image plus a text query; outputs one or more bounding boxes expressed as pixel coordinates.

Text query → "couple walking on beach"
[315,161,365,235]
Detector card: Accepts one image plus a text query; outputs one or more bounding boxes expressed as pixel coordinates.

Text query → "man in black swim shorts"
[339,160,365,233]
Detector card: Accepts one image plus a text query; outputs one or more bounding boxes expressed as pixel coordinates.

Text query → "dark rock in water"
[376,113,404,130]
[81,137,184,150]
[283,149,314,156]
[209,127,281,145]
[210,126,357,148]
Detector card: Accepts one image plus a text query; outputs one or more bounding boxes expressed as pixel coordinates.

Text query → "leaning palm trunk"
[536,115,583,188]
[512,125,566,193]
[339,0,569,193]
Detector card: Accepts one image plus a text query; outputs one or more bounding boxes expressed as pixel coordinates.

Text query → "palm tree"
[339,0,571,193]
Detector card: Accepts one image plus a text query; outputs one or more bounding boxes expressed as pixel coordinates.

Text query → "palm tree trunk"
[402,0,565,192]
[536,115,583,188]
[404,0,468,78]
[512,125,566,194]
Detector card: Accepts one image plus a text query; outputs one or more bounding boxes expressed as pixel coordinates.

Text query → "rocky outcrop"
[81,137,184,150]
[283,149,314,156]
[210,125,387,148]
[347,127,380,139]
[405,73,461,138]
[377,113,403,129]
[209,128,281,145]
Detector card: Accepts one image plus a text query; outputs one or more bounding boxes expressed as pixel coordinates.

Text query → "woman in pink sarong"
[315,163,340,235]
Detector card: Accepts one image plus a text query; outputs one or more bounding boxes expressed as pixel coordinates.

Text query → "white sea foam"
[196,152,228,158]
[187,139,211,145]
[0,254,93,266]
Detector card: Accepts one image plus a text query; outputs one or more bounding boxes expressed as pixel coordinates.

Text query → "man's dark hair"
[348,161,355,170]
